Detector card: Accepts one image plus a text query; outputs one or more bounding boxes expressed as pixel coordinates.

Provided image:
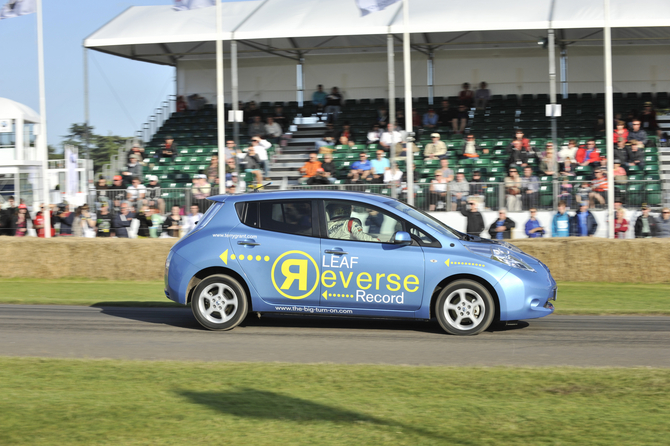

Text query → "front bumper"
[495,262,557,321]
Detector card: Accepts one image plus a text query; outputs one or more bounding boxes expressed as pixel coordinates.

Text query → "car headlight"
[465,245,535,272]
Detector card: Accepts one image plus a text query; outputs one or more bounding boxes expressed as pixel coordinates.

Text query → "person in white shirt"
[379,123,403,154]
[249,137,271,179]
[558,139,578,164]
[367,124,382,144]
[126,177,146,210]
[183,204,203,234]
[264,117,283,143]
[383,162,403,186]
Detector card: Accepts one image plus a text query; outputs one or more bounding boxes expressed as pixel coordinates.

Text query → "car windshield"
[383,200,463,240]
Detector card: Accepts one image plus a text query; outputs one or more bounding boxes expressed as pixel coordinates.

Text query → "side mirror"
[393,231,412,245]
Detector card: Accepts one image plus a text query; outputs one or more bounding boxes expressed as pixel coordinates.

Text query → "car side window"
[236,202,259,227]
[409,225,442,248]
[323,199,402,243]
[257,200,313,237]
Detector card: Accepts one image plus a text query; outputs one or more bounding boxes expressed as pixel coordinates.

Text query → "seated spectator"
[412,110,421,128]
[264,117,283,143]
[454,104,468,134]
[521,166,539,209]
[613,160,628,184]
[192,174,211,201]
[124,155,143,179]
[558,139,578,164]
[628,119,648,146]
[557,171,574,209]
[315,123,336,152]
[250,136,271,178]
[376,108,389,127]
[422,109,438,129]
[337,121,355,143]
[458,82,474,108]
[14,203,29,237]
[187,94,207,111]
[626,140,645,171]
[524,208,545,238]
[145,175,164,214]
[539,144,557,176]
[176,95,188,112]
[156,135,176,159]
[312,84,327,115]
[245,101,262,124]
[367,124,382,144]
[325,87,342,123]
[248,116,265,137]
[370,149,390,183]
[488,208,515,240]
[321,154,337,183]
[298,152,322,185]
[474,81,490,110]
[508,130,531,153]
[634,205,658,238]
[162,205,183,238]
[576,139,601,168]
[242,146,264,185]
[183,204,203,234]
[575,181,592,205]
[570,202,597,236]
[127,143,145,163]
[383,162,403,188]
[640,101,662,139]
[461,133,487,158]
[613,138,629,166]
[460,200,485,236]
[429,170,449,211]
[505,167,522,212]
[112,201,134,238]
[658,208,670,238]
[379,123,403,154]
[450,172,469,211]
[397,140,420,158]
[421,133,445,160]
[206,154,219,184]
[507,140,528,170]
[436,158,454,182]
[552,201,571,237]
[435,100,452,127]
[614,208,629,239]
[273,105,288,130]
[613,120,629,143]
[469,170,485,203]
[594,114,606,137]
[126,177,147,209]
[348,152,372,183]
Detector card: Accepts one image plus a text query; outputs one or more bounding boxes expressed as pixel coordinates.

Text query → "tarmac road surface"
[0,305,669,367]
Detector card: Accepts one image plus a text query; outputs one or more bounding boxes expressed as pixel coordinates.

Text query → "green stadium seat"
[539,184,553,207]
[424,159,440,168]
[488,166,505,176]
[626,183,644,206]
[643,164,659,174]
[627,165,642,174]
[645,183,662,206]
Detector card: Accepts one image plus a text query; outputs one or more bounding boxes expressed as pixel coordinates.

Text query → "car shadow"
[177,388,450,442]
[96,305,205,330]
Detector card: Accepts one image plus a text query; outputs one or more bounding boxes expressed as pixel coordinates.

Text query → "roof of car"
[208,189,395,204]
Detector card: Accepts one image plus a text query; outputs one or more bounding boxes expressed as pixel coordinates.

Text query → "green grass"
[0,279,669,315]
[0,358,668,446]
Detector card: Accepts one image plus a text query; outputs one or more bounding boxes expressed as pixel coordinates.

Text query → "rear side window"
[236,202,259,227]
[238,200,314,237]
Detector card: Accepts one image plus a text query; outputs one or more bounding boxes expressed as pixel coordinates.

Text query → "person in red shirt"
[614,208,629,239]
[613,120,629,144]
[33,204,55,238]
[589,168,608,208]
[576,139,602,168]
[508,130,531,152]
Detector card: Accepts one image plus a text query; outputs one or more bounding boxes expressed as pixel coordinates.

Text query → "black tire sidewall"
[435,279,495,336]
[191,274,248,331]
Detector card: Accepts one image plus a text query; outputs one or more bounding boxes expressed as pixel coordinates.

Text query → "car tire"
[191,274,248,331]
[435,279,495,336]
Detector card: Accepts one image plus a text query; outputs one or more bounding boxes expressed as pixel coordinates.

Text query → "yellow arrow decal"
[322,290,328,300]
[220,249,228,265]
[444,258,450,267]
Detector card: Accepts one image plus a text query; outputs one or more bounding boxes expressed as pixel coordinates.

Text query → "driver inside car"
[326,203,380,242]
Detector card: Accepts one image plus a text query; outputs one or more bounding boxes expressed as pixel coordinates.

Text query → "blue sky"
[0,1,245,146]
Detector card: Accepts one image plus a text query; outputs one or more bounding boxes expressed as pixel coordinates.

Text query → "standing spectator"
[325,87,342,123]
[422,109,438,129]
[157,135,176,159]
[126,177,146,210]
[474,82,490,110]
[183,204,203,234]
[127,143,145,163]
[145,175,164,214]
[321,154,337,183]
[458,82,474,108]
[424,133,447,160]
[56,204,74,236]
[460,200,485,237]
[264,117,282,144]
[379,123,403,154]
[95,177,110,206]
[135,205,153,238]
[207,154,219,184]
[192,174,211,202]
[435,158,454,182]
[558,139,578,164]
[614,208,629,239]
[437,100,456,129]
[176,95,188,112]
[429,170,449,211]
[162,205,183,238]
[242,146,263,185]
[461,133,487,159]
[589,168,608,208]
[613,120,629,144]
[370,149,390,183]
[224,140,241,161]
[657,208,670,238]
[524,208,545,238]
[576,140,601,168]
[250,136,271,179]
[570,202,598,237]
[634,205,658,238]
[298,152,322,185]
[468,170,486,204]
[149,206,164,238]
[488,209,515,240]
[640,102,661,139]
[552,201,571,237]
[72,204,96,238]
[450,172,469,211]
[348,152,372,183]
[112,202,134,238]
[121,154,143,186]
[244,101,262,124]
[0,195,17,236]
[14,204,29,237]
[248,116,265,137]
[33,204,55,238]
[557,171,574,209]
[628,120,648,146]
[367,124,382,144]
[312,84,327,114]
[626,141,645,171]
[96,204,113,237]
[505,167,522,211]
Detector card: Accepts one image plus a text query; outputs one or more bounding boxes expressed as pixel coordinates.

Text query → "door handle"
[237,240,260,246]
[325,249,347,255]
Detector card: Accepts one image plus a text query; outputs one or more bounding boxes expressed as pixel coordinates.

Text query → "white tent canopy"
[84,0,670,65]
[0,97,40,124]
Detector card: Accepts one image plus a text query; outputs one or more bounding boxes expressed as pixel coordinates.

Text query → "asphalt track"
[0,304,669,367]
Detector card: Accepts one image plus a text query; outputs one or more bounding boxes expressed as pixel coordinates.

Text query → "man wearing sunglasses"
[658,208,670,238]
[348,152,372,183]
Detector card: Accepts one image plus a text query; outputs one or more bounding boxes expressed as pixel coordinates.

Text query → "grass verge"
[0,358,668,446]
[0,279,669,315]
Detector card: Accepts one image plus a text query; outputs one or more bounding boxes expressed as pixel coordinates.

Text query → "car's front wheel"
[191,274,248,331]
[435,279,495,336]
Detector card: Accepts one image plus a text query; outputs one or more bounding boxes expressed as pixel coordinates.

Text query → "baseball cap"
[18,204,27,209]
[641,204,649,210]
[148,175,158,182]
[226,180,234,187]
[431,133,440,138]
[113,175,122,181]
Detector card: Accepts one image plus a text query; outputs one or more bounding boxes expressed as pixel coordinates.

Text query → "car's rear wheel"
[435,279,495,336]
[191,274,248,331]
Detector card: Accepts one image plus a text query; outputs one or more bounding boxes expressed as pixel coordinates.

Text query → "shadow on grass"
[178,388,448,441]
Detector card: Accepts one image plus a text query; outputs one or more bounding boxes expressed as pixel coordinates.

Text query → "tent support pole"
[548,29,558,167]
[297,56,305,108]
[559,45,568,99]
[232,39,239,151]
[216,0,226,190]
[37,0,50,237]
[604,0,615,238]
[388,33,397,198]
[403,0,414,206]
[427,51,434,106]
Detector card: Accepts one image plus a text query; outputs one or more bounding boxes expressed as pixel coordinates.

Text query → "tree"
[62,123,131,173]
[48,144,63,160]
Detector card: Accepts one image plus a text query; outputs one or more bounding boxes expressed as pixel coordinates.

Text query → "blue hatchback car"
[165,191,556,335]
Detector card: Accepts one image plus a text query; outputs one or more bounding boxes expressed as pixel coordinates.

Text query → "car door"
[232,199,321,307]
[318,199,425,311]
